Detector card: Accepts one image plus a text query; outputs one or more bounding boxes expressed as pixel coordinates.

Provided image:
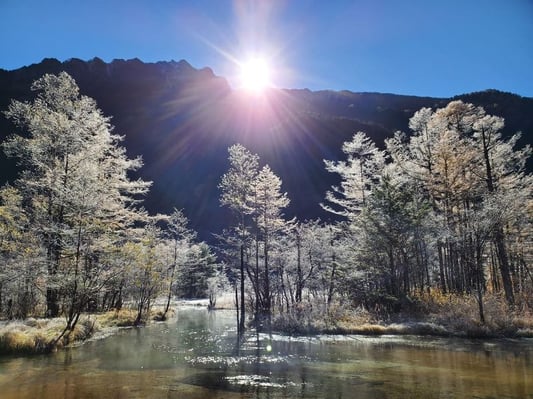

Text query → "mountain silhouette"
[1,58,532,241]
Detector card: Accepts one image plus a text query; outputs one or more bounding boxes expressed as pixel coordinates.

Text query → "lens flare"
[240,58,272,93]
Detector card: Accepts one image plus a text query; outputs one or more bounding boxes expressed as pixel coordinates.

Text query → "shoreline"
[289,320,533,339]
[1,300,532,357]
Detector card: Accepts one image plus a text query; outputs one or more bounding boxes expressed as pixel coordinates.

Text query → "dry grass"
[96,309,138,328]
[212,293,237,310]
[0,316,98,355]
[409,290,533,338]
[272,292,533,338]
[0,330,47,354]
[272,301,371,335]
[0,302,183,356]
[0,308,146,355]
[510,312,533,338]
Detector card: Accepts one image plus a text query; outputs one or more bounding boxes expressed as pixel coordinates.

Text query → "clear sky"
[1,0,532,97]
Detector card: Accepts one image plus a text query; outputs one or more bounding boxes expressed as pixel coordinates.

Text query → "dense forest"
[0,73,531,347]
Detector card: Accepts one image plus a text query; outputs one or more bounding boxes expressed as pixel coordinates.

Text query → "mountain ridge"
[1,58,531,241]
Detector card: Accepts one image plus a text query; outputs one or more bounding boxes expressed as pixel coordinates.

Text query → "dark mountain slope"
[1,58,531,241]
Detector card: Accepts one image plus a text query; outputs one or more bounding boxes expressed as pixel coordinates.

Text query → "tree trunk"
[480,127,514,305]
[46,287,60,318]
[475,245,485,324]
[327,252,336,311]
[234,284,240,331]
[239,244,245,335]
[255,235,260,326]
[296,233,303,303]
[163,242,178,319]
[46,243,61,317]
[438,243,446,293]
[494,228,514,305]
[263,237,272,334]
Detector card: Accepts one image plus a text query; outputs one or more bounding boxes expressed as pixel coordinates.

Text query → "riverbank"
[273,311,533,339]
[0,298,213,356]
[0,297,217,356]
[272,293,533,339]
[0,308,173,356]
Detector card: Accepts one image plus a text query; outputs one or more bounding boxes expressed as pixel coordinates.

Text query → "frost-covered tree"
[471,113,531,304]
[252,164,291,328]
[0,184,42,318]
[219,143,259,334]
[121,222,165,326]
[290,220,327,304]
[386,101,531,305]
[160,208,195,319]
[323,132,385,220]
[175,242,217,299]
[2,73,150,333]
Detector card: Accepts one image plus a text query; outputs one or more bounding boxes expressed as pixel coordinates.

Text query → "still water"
[0,307,531,398]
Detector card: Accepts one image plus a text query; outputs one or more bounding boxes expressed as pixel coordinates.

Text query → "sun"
[239,57,272,93]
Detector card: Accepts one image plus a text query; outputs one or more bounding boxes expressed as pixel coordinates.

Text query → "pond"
[0,307,531,398]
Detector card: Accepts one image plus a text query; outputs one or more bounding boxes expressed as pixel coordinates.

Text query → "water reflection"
[0,307,531,399]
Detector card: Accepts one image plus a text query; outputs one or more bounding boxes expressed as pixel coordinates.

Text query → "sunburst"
[239,57,272,93]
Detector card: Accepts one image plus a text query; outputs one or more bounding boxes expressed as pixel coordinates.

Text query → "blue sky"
[1,0,532,97]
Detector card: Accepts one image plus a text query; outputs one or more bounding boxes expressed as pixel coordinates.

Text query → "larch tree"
[2,72,150,335]
[386,100,531,308]
[122,221,165,326]
[387,103,480,295]
[0,184,41,319]
[160,208,196,319]
[252,164,291,330]
[471,113,531,304]
[219,143,259,334]
[323,132,386,220]
[290,220,327,304]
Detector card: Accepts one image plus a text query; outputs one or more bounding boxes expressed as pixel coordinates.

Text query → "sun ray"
[239,57,272,93]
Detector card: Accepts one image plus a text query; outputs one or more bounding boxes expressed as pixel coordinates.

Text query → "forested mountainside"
[1,58,532,240]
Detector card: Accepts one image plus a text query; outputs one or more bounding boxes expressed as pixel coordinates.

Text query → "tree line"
[219,101,531,332]
[1,73,531,339]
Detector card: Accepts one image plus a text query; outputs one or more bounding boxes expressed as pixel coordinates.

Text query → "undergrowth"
[271,291,533,338]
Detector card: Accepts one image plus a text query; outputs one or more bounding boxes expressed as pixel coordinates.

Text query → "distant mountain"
[1,58,532,241]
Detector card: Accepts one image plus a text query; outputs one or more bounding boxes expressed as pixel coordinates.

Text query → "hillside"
[1,58,532,241]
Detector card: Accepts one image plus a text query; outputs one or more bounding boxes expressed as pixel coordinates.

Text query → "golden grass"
[272,293,533,338]
[0,330,41,354]
[399,290,533,338]
[0,302,180,356]
[0,318,73,354]
[512,311,533,337]
[95,309,138,328]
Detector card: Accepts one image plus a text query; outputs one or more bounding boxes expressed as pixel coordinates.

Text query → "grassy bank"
[272,293,533,338]
[0,317,97,355]
[0,308,173,356]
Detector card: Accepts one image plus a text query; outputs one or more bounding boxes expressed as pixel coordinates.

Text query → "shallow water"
[0,307,531,398]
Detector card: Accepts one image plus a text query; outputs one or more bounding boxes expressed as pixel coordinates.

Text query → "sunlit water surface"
[0,307,531,398]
